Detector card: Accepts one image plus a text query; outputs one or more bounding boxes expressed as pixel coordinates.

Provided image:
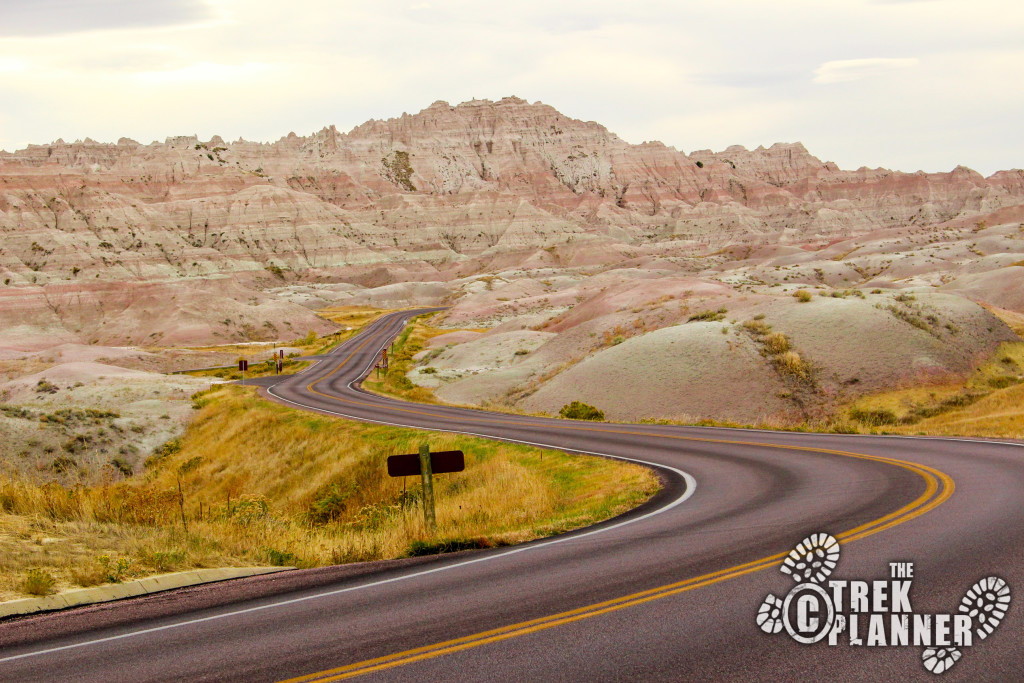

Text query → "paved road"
[2,309,1022,682]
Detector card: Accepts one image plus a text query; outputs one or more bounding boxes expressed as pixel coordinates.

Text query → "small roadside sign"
[387,450,464,477]
[387,446,464,532]
[238,360,248,371]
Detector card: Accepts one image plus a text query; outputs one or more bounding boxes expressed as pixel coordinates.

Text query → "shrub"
[35,379,59,394]
[229,495,270,525]
[793,290,812,303]
[23,569,57,596]
[98,555,131,583]
[763,332,790,355]
[109,457,133,477]
[266,548,299,566]
[145,438,181,468]
[307,484,352,525]
[559,401,605,421]
[688,307,727,322]
[742,319,772,336]
[146,550,186,572]
[775,351,810,378]
[849,407,900,426]
[49,456,77,474]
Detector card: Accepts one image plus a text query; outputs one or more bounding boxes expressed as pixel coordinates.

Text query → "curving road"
[2,309,1022,682]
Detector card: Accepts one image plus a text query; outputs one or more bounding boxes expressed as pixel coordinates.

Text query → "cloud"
[813,57,919,84]
[0,1,1023,174]
[0,0,212,37]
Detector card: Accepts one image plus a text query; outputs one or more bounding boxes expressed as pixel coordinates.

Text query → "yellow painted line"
[270,312,957,683]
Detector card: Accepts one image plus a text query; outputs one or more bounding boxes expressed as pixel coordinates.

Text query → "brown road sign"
[387,450,465,477]
[238,360,248,371]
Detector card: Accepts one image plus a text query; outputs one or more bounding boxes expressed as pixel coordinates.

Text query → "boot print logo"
[756,533,1011,675]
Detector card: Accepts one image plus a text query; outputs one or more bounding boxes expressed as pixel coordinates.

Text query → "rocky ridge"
[1,96,1023,347]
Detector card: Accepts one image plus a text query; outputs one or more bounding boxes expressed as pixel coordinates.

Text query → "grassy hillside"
[0,386,658,600]
[845,341,1024,438]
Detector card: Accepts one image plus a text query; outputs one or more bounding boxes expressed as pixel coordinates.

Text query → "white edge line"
[0,312,696,664]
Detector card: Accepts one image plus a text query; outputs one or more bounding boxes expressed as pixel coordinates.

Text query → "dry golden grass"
[763,332,790,355]
[982,303,1024,339]
[0,386,658,600]
[888,382,1024,438]
[845,342,1024,437]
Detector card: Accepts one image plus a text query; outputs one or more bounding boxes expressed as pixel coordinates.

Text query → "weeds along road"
[3,309,1023,682]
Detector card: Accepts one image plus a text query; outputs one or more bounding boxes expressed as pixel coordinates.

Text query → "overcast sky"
[0,0,1021,174]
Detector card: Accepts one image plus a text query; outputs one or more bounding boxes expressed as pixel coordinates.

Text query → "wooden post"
[177,476,188,534]
[418,443,435,533]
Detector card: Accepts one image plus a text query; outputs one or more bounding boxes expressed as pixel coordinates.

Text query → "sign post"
[387,448,464,534]
[238,359,248,385]
[418,443,435,532]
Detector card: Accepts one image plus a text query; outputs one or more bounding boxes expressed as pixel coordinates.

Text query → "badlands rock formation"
[2,96,1023,348]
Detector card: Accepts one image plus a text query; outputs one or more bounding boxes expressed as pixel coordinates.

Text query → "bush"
[35,379,59,394]
[849,407,900,426]
[49,456,77,474]
[688,307,727,322]
[266,548,299,566]
[98,555,131,583]
[559,401,605,421]
[23,569,57,596]
[793,290,812,303]
[763,332,790,355]
[307,484,352,525]
[146,550,186,572]
[775,351,810,378]
[109,457,133,477]
[145,438,181,469]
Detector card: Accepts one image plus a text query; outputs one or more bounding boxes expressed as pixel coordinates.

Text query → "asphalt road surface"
[2,309,1022,682]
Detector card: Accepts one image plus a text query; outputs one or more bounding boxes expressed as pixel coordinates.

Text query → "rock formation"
[1,96,1022,347]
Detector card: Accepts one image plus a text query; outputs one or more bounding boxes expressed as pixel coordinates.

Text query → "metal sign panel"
[387,450,465,477]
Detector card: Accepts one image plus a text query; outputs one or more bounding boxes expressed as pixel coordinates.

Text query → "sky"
[0,0,1021,175]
